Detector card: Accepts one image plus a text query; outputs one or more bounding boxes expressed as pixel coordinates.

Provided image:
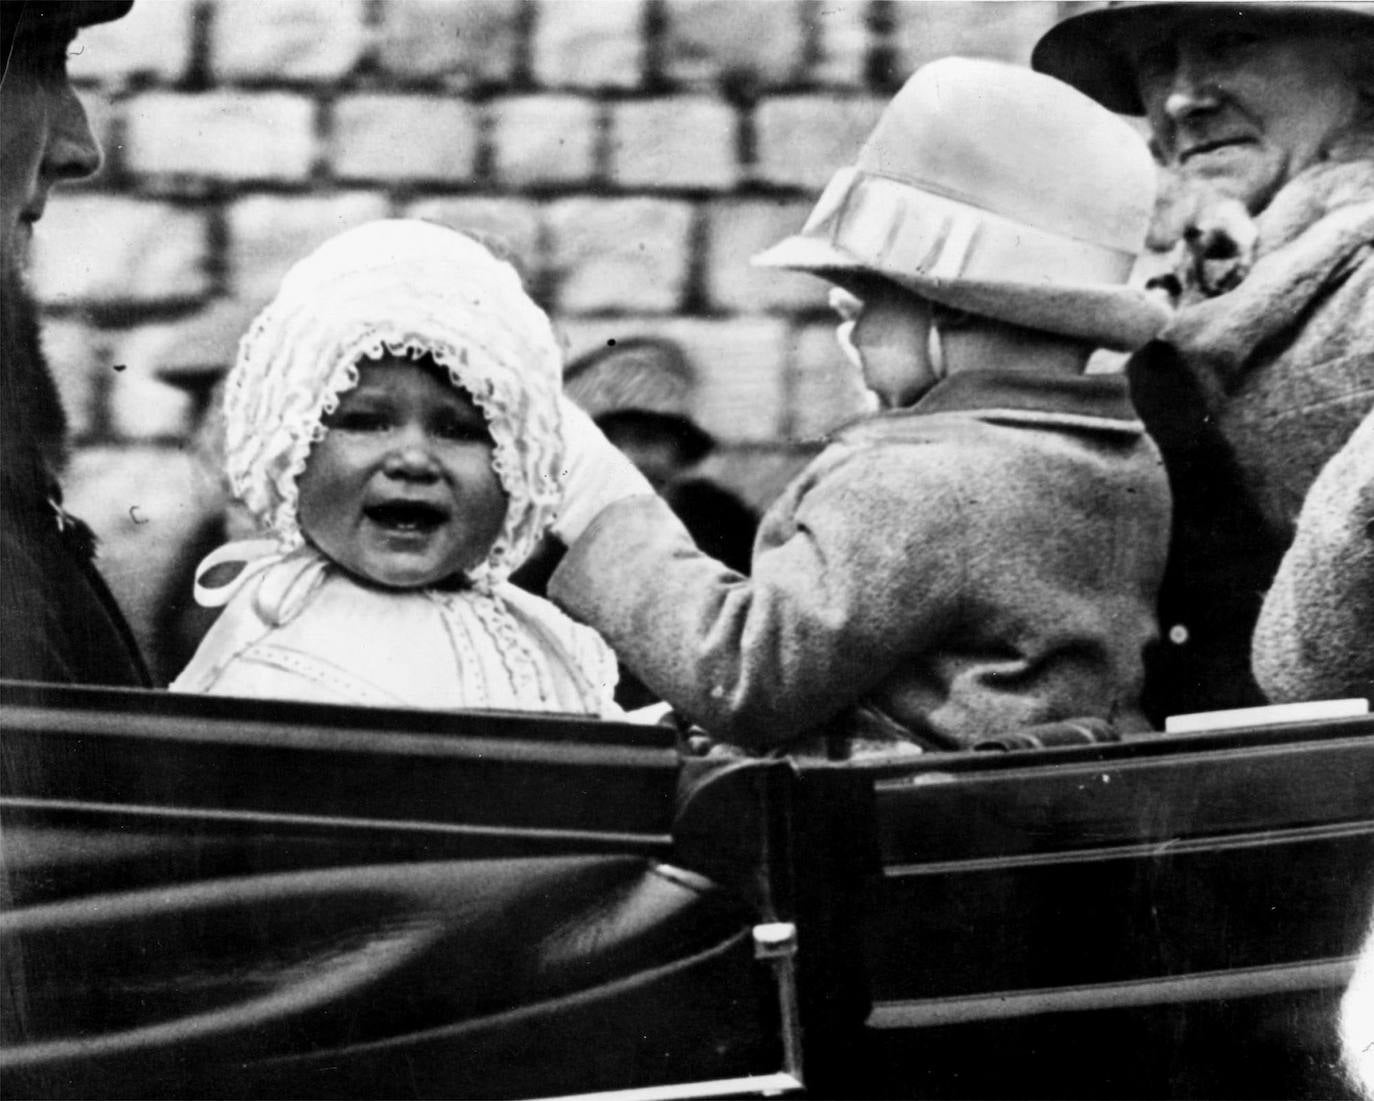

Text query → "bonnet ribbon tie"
[193,539,283,607]
[192,539,331,627]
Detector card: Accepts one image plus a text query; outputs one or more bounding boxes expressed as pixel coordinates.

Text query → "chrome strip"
[869,956,1357,1029]
[882,817,1374,879]
[0,795,673,851]
[535,1071,804,1101]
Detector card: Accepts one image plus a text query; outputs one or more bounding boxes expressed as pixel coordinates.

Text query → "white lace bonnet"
[224,219,564,588]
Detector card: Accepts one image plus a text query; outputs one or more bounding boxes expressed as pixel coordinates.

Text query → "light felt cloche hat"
[753,56,1169,351]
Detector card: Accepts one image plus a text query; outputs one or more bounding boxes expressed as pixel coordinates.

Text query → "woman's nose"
[43,86,102,184]
[1162,50,1222,122]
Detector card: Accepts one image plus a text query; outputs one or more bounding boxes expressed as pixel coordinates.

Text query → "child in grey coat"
[548,59,1173,753]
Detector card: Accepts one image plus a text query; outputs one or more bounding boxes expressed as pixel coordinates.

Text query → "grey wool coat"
[1129,159,1374,721]
[551,370,1170,751]
[1252,409,1374,705]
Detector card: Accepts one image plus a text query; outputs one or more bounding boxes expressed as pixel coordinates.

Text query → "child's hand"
[551,397,655,544]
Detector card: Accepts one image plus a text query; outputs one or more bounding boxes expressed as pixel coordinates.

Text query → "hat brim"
[753,234,869,277]
[1032,2,1374,115]
[893,274,1170,353]
[754,236,1169,352]
[596,410,716,465]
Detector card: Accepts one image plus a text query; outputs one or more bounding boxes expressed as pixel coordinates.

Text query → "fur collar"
[1162,159,1374,388]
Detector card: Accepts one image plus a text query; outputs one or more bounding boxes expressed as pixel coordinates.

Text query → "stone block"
[111,299,269,385]
[547,198,693,314]
[610,98,737,191]
[491,96,599,188]
[562,316,789,441]
[705,198,828,312]
[375,0,522,87]
[227,193,391,300]
[661,0,805,89]
[895,0,1060,73]
[125,93,317,181]
[332,95,479,182]
[31,196,210,306]
[108,361,199,440]
[40,319,106,440]
[790,320,874,439]
[666,316,789,442]
[68,0,195,85]
[532,0,644,89]
[753,94,885,189]
[403,197,543,281]
[212,0,368,82]
[812,0,872,87]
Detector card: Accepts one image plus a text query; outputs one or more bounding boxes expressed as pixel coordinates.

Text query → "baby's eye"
[330,410,390,433]
[434,417,490,443]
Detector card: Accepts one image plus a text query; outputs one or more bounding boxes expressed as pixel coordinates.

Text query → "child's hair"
[224,220,563,588]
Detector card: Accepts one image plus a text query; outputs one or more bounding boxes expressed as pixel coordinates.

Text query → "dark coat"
[0,272,148,689]
[552,370,1169,750]
[1129,161,1374,721]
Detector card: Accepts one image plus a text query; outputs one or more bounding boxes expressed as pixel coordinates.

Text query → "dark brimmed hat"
[563,338,714,462]
[3,2,133,63]
[1032,2,1374,116]
[754,57,1169,352]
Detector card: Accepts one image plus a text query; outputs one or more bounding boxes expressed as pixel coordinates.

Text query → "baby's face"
[296,356,507,589]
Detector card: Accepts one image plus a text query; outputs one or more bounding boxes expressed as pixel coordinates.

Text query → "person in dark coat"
[0,0,148,687]
[1033,2,1374,722]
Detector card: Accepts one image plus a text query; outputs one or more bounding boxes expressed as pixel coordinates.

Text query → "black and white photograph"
[2,0,1372,1097]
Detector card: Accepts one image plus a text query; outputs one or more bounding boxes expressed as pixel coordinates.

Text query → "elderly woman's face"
[1128,18,1368,212]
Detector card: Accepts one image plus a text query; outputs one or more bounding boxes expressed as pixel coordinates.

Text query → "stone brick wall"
[45,0,1072,677]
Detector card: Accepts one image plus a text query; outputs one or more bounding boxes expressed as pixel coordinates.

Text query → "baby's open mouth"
[365,501,448,531]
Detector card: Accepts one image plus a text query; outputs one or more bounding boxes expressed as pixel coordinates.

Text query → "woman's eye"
[1134,45,1171,81]
[1206,29,1262,57]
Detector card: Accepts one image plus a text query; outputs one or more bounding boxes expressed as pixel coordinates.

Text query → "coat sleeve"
[549,443,967,747]
[1252,411,1374,704]
[0,524,148,688]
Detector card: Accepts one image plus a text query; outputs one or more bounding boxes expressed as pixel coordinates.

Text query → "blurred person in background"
[513,338,757,708]
[0,0,149,687]
[561,337,757,576]
[1033,2,1374,722]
